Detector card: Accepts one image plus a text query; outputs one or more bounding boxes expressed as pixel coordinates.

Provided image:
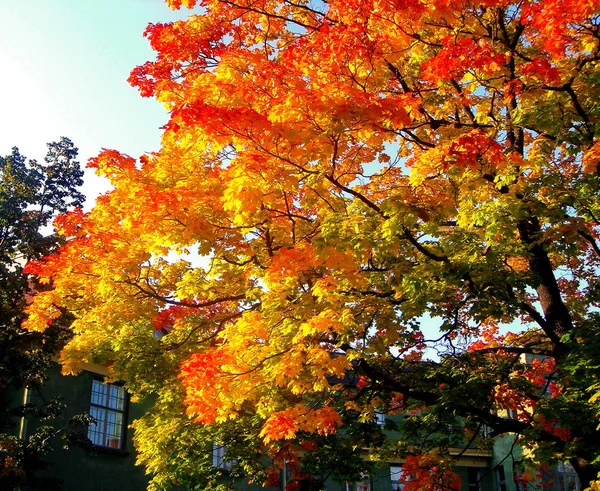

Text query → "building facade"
[12,365,580,491]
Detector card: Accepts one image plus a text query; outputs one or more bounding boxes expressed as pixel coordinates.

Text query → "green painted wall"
[24,364,149,491]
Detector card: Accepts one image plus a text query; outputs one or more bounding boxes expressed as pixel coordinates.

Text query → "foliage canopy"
[25,1,600,489]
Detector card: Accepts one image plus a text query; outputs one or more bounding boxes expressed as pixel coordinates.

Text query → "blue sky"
[0,0,187,207]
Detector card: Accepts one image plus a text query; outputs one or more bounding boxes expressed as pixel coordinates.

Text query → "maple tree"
[0,138,88,490]
[24,0,600,489]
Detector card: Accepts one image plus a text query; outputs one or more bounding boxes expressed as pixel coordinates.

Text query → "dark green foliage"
[0,138,86,490]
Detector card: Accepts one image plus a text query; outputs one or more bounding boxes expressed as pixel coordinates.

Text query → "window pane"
[91,380,106,406]
[108,412,123,437]
[105,418,123,449]
[558,463,581,491]
[497,466,507,491]
[390,466,404,491]
[108,385,125,410]
[212,444,234,470]
[88,429,102,446]
[89,380,127,450]
[88,407,106,445]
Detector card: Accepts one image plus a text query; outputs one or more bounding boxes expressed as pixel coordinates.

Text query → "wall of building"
[25,364,149,491]
[18,365,543,491]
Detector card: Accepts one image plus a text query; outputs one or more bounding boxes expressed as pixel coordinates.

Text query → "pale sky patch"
[0,0,186,208]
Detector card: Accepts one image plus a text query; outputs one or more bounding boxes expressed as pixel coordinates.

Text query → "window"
[212,443,234,471]
[557,462,581,491]
[496,465,507,491]
[355,473,371,491]
[467,467,483,491]
[374,410,386,426]
[390,465,405,491]
[344,474,371,491]
[88,379,127,449]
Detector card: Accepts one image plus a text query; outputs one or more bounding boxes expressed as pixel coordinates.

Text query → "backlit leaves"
[24,0,600,488]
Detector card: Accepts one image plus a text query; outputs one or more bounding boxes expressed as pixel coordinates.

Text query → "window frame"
[374,409,386,426]
[343,473,372,491]
[87,378,128,452]
[390,465,405,491]
[467,467,483,491]
[212,443,235,471]
[496,465,507,491]
[557,462,581,491]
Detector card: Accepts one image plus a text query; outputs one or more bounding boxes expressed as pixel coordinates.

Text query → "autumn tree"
[25,0,600,489]
[0,138,87,489]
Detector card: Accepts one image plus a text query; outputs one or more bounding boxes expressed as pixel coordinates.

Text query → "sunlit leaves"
[23,0,600,488]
